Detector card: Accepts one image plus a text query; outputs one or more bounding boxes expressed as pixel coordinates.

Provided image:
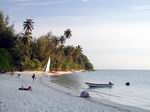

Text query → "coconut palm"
[76,45,82,53]
[21,19,34,45]
[64,46,74,56]
[52,36,59,47]
[21,31,32,45]
[59,35,66,45]
[72,45,82,63]
[23,19,34,32]
[64,29,72,39]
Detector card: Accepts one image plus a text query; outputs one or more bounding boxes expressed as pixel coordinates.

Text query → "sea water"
[50,70,150,110]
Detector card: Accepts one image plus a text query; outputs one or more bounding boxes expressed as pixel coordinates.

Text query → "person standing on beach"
[32,74,36,81]
[10,69,14,76]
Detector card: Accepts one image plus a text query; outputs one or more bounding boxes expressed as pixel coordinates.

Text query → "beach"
[0,71,149,112]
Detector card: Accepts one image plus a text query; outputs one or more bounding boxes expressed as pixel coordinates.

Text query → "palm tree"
[20,19,34,67]
[21,32,32,45]
[65,46,75,56]
[73,45,82,63]
[59,35,66,45]
[23,19,34,32]
[52,36,59,47]
[64,29,72,39]
[21,19,34,45]
[76,45,82,52]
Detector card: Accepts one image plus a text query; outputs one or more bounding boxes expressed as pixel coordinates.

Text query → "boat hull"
[85,82,113,88]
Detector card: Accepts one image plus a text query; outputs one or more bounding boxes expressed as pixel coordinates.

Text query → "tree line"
[0,11,93,72]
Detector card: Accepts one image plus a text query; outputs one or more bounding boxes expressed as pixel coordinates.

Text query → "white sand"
[0,72,149,112]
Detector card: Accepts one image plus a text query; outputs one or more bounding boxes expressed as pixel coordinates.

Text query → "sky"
[1,0,150,69]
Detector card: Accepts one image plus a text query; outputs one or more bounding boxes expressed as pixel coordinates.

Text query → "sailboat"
[43,57,51,75]
[45,57,51,73]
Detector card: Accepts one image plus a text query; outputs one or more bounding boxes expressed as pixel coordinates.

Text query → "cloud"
[131,5,150,10]
[19,0,71,6]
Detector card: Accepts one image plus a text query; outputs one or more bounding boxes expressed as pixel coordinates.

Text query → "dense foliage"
[0,48,12,71]
[0,11,93,72]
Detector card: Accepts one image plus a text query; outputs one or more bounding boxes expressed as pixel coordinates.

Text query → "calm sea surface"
[50,70,150,110]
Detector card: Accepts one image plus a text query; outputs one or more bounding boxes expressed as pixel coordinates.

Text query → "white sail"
[45,58,50,72]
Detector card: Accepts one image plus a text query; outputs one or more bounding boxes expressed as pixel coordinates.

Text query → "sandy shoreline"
[0,72,149,112]
[15,70,86,76]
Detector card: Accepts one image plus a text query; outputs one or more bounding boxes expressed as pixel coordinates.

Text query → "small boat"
[45,57,51,73]
[85,82,114,88]
[43,57,51,76]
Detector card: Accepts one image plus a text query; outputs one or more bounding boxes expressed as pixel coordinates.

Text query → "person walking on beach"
[32,74,36,81]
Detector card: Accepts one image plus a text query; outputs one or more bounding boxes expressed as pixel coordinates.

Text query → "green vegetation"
[0,48,12,71]
[0,11,93,72]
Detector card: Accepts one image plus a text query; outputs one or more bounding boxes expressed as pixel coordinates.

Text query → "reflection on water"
[50,74,82,90]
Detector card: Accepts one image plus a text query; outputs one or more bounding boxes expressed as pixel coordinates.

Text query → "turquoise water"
[50,70,150,110]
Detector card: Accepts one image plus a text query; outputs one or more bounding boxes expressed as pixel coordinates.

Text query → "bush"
[0,48,12,71]
[27,58,42,70]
